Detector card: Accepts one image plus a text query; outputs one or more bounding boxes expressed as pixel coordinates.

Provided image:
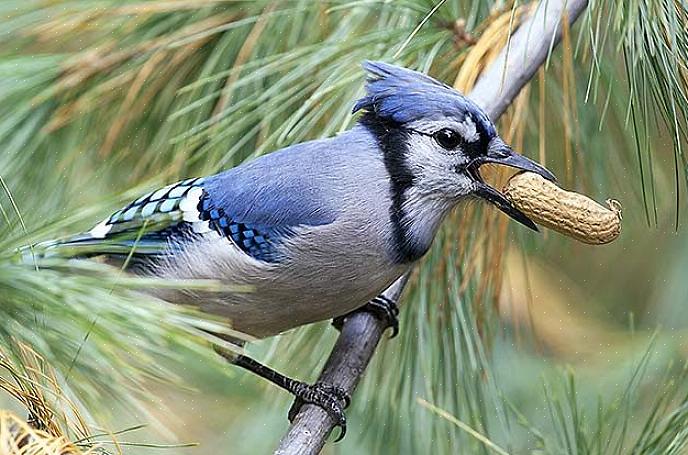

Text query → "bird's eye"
[433,128,463,150]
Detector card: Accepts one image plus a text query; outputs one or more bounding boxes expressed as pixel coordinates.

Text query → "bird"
[29,61,555,438]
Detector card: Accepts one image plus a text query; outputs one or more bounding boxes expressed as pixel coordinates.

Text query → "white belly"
[152,229,409,338]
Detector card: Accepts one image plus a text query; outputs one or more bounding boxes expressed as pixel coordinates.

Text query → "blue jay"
[36,61,554,437]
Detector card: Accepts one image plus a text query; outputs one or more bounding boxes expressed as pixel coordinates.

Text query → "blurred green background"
[2,0,688,453]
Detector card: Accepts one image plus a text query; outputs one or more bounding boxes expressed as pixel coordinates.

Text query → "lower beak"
[468,137,556,231]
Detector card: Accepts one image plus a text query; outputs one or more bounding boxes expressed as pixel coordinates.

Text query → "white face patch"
[455,116,479,143]
[403,134,475,201]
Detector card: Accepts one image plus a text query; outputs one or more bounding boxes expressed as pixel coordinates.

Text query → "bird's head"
[354,61,555,231]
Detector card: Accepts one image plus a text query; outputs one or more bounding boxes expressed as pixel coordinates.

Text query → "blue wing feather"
[51,142,339,263]
[197,190,298,262]
[201,142,338,228]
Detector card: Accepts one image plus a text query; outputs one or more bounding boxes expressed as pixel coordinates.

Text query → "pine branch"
[275,0,589,453]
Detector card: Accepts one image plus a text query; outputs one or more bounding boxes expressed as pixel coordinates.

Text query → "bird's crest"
[353,61,494,135]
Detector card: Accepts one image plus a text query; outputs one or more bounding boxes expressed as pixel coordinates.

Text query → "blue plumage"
[197,189,295,262]
[201,142,338,228]
[107,177,205,227]
[52,136,347,263]
[353,61,496,138]
[24,61,560,436]
[36,60,554,336]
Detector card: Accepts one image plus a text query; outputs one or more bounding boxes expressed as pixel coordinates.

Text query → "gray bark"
[274,1,589,453]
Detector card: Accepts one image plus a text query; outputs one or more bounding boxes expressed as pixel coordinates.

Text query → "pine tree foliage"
[1,0,688,453]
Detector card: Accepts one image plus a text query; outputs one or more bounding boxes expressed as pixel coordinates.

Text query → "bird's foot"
[288,382,350,441]
[332,295,400,337]
[226,354,350,441]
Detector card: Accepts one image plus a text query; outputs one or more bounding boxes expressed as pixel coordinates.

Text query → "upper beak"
[467,137,556,231]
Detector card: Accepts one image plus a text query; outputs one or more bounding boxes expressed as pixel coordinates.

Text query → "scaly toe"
[287,382,349,441]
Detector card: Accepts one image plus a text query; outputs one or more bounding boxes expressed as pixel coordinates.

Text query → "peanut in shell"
[503,172,622,245]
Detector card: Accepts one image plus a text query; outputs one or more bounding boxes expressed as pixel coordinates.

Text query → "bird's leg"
[215,348,350,440]
[332,294,400,337]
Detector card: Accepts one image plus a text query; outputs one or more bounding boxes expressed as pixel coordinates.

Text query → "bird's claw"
[332,295,400,337]
[288,382,350,441]
[367,295,400,337]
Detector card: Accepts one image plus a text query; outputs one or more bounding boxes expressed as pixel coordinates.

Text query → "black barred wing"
[197,191,293,262]
[89,177,207,240]
[52,177,293,263]
[46,177,210,258]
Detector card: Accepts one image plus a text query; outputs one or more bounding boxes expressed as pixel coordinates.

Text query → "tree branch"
[274,1,589,453]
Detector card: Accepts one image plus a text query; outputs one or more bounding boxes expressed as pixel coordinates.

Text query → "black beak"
[467,137,556,231]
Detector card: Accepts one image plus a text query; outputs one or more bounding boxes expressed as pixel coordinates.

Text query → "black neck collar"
[360,114,429,263]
